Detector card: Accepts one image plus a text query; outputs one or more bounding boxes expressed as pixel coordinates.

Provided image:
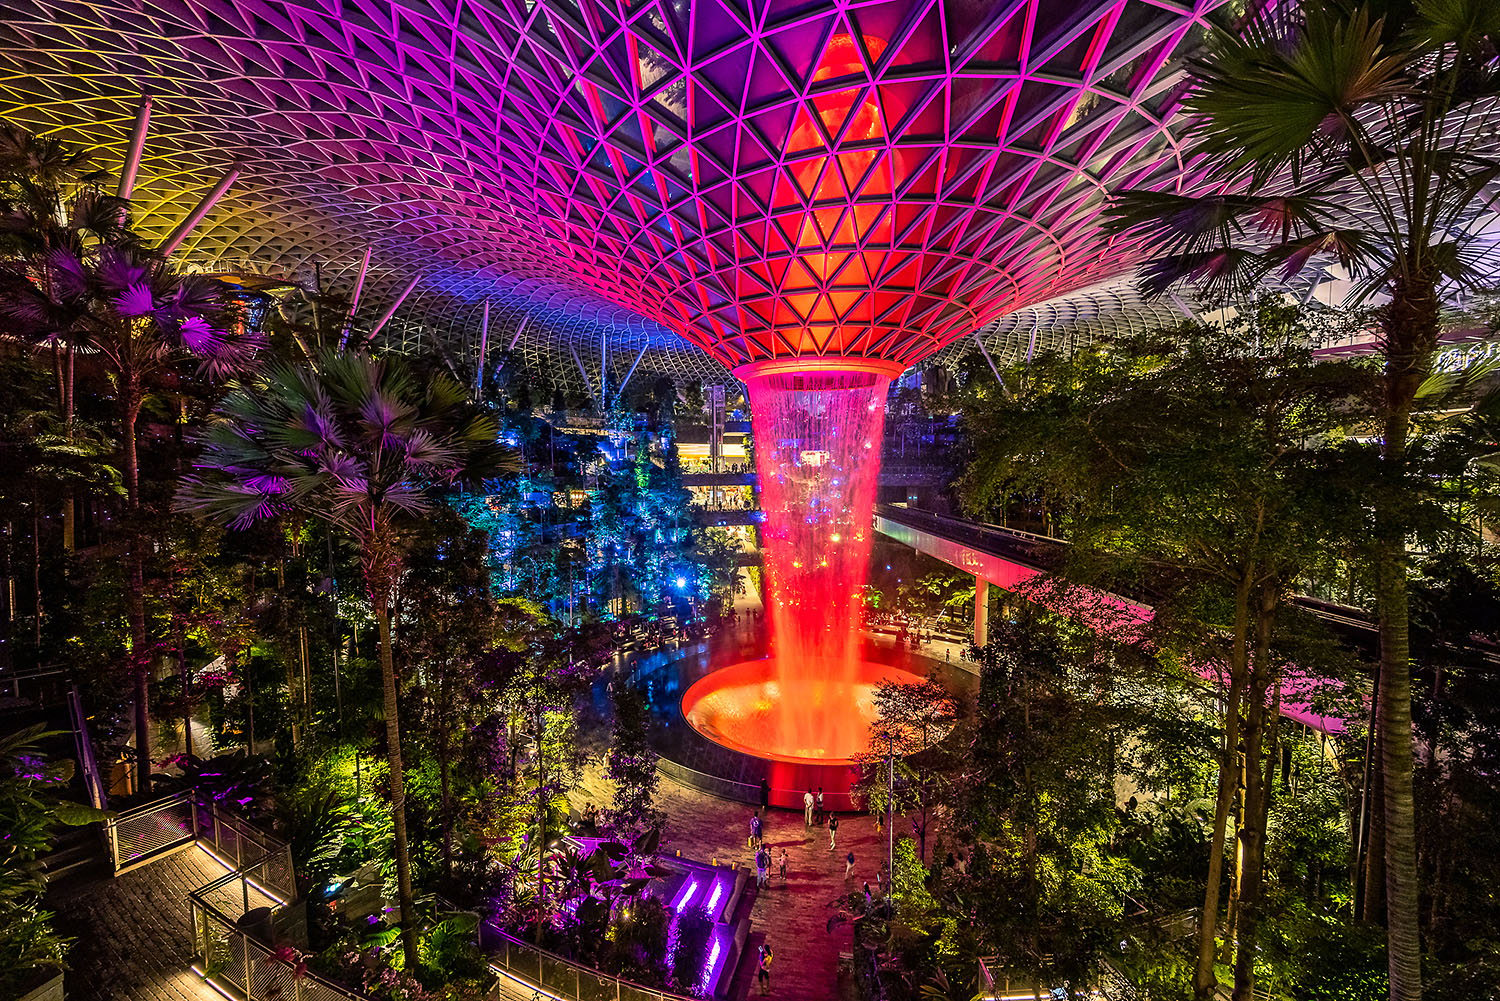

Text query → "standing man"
[814,788,825,825]
[778,848,789,884]
[802,789,814,827]
[759,777,770,812]
[750,811,763,849]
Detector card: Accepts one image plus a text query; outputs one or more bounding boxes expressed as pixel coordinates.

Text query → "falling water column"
[736,358,902,759]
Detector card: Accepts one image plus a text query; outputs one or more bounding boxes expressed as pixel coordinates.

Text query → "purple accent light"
[702,929,727,995]
[704,879,726,919]
[673,879,700,914]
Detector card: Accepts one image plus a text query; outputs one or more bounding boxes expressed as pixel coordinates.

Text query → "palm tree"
[1104,4,1499,998]
[0,126,126,550]
[0,239,253,789]
[179,348,518,968]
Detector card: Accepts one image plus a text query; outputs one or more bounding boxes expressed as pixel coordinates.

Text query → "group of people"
[748,810,791,888]
[745,785,879,996]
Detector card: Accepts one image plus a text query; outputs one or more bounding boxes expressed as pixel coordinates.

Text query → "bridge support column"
[973,578,989,648]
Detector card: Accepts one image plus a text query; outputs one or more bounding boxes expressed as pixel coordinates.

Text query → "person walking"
[844,850,855,879]
[755,847,770,889]
[757,944,773,995]
[802,789,814,826]
[827,813,839,851]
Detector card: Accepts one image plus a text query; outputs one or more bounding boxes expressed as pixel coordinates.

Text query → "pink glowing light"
[702,934,725,994]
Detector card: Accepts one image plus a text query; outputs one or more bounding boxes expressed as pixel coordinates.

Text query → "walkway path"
[572,769,895,1001]
[49,845,265,1001]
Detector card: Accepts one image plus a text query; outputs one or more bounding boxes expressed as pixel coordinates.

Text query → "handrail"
[68,685,107,811]
[113,788,195,821]
[105,790,197,872]
[486,925,701,1001]
[184,798,366,1001]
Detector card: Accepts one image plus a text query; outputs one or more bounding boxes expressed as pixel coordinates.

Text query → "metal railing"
[187,801,365,1001]
[194,798,295,894]
[98,791,422,1001]
[486,928,699,1001]
[67,685,107,811]
[192,901,366,1001]
[192,800,296,902]
[105,790,197,872]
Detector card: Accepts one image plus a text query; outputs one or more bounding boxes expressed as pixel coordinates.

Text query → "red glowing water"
[682,658,920,763]
[736,360,897,760]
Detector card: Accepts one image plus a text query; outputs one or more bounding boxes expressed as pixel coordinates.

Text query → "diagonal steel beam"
[338,247,373,351]
[474,299,490,393]
[367,273,423,339]
[116,94,152,201]
[158,165,241,257]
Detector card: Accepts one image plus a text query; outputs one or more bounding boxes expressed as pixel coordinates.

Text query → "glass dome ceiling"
[0,0,1231,387]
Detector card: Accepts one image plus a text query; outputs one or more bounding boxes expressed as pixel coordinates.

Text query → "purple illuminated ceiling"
[0,0,1226,370]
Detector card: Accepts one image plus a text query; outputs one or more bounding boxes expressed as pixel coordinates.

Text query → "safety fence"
[484,928,698,1001]
[105,790,197,872]
[186,801,369,1001]
[101,790,368,1001]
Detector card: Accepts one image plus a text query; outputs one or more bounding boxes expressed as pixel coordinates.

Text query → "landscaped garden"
[2,2,1499,1000]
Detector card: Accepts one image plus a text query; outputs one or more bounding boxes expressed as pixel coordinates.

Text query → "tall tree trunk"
[1194,567,1254,1001]
[373,585,419,969]
[31,503,42,647]
[535,674,548,947]
[438,667,457,882]
[176,608,192,758]
[1232,590,1277,1001]
[1375,275,1436,1001]
[276,558,303,746]
[63,344,75,551]
[1363,733,1387,924]
[1,520,13,670]
[123,391,151,791]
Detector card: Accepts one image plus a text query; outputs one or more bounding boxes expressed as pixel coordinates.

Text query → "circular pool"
[681,658,922,764]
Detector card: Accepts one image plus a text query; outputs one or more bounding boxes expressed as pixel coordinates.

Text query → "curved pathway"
[571,768,894,1001]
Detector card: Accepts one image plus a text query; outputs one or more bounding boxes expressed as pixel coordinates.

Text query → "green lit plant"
[1104,6,1500,995]
[0,726,112,996]
[181,348,518,967]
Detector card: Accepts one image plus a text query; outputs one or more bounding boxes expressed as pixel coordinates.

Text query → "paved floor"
[572,768,896,1001]
[51,845,257,1001]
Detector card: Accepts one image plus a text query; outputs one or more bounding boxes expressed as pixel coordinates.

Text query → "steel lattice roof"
[0,0,1228,388]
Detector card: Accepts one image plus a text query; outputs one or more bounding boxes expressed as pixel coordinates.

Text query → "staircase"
[40,824,107,891]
